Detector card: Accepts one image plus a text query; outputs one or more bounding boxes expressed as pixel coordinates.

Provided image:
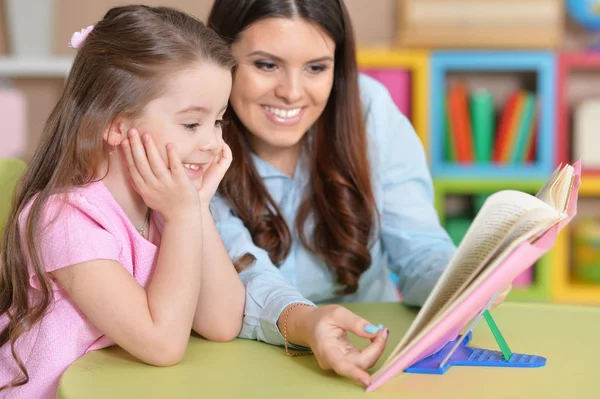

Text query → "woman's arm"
[211,195,388,386]
[210,194,314,346]
[360,75,457,306]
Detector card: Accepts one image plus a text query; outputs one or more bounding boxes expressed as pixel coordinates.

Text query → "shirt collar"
[250,149,310,186]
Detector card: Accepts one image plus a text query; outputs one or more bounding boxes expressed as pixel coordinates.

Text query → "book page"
[434,208,560,318]
[384,190,557,363]
[536,164,574,212]
[374,209,557,379]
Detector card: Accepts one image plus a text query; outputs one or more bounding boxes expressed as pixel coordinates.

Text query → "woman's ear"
[102,118,129,147]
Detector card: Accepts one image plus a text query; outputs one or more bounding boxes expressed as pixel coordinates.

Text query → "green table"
[58,302,600,398]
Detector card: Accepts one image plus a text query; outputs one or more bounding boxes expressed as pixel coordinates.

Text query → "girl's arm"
[191,141,245,342]
[53,130,203,366]
[191,206,245,341]
[53,217,202,366]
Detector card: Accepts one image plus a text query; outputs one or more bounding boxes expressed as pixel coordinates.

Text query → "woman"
[207,0,509,386]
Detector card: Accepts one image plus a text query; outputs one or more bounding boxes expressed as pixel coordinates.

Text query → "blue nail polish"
[364,324,383,334]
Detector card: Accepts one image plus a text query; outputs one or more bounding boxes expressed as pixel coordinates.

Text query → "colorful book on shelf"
[367,161,581,392]
[470,89,494,163]
[492,91,521,164]
[509,91,536,164]
[447,82,474,163]
[523,115,538,163]
[444,101,456,162]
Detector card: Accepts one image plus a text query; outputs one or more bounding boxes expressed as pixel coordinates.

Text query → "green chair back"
[0,158,27,244]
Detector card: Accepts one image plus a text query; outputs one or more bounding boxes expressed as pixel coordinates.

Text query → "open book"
[368,161,580,391]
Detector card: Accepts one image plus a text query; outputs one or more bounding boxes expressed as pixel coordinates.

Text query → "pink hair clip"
[69,25,94,49]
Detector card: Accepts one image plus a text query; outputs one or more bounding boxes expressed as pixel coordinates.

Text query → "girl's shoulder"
[18,180,121,236]
[14,180,127,288]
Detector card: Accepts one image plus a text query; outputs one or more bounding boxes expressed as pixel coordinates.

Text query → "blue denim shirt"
[210,74,457,347]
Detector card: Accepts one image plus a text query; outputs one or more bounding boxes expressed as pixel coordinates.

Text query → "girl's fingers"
[128,129,155,184]
[166,144,186,180]
[121,139,145,191]
[219,142,233,165]
[141,133,169,180]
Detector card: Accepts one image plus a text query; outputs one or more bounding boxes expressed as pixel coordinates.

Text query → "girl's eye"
[183,123,199,132]
[254,61,277,71]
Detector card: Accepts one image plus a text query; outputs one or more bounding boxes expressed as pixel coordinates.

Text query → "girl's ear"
[102,118,129,147]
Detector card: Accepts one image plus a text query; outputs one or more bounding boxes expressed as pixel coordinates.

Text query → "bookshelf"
[357,48,600,305]
[552,177,600,305]
[430,51,556,179]
[357,49,430,152]
[0,56,73,77]
[556,52,600,176]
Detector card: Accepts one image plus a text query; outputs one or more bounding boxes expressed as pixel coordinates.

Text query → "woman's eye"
[254,61,277,71]
[215,120,230,128]
[183,123,199,132]
[308,64,327,73]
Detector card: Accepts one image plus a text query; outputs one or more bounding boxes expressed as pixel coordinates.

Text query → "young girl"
[0,5,245,398]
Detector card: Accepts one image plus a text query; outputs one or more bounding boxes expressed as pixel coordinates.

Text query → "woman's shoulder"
[357,73,394,107]
[357,73,414,139]
[358,73,418,153]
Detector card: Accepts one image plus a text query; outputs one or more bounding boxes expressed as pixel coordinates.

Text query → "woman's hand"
[122,128,200,222]
[197,139,232,206]
[491,283,512,309]
[282,304,388,386]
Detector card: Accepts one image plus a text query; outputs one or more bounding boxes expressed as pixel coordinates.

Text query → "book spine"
[470,89,494,163]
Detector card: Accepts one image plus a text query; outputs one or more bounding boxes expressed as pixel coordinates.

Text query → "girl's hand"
[197,139,232,206]
[122,128,199,222]
[291,305,389,386]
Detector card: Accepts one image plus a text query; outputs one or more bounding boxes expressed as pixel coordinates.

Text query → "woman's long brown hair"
[0,5,235,392]
[209,0,377,295]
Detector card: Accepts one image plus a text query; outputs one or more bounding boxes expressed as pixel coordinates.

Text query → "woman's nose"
[275,71,302,103]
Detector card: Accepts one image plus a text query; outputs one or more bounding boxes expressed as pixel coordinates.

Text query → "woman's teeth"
[183,163,201,171]
[262,106,302,118]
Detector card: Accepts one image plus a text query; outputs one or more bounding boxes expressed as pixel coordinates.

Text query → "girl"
[0,5,245,398]
[207,0,511,386]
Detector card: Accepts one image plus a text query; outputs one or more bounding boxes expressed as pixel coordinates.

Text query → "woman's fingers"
[329,306,384,340]
[331,359,371,386]
[355,328,388,369]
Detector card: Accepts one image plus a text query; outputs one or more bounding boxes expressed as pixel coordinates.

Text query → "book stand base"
[404,330,546,375]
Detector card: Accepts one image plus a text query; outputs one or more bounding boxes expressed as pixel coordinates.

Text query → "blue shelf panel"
[430,51,556,179]
[433,164,553,179]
